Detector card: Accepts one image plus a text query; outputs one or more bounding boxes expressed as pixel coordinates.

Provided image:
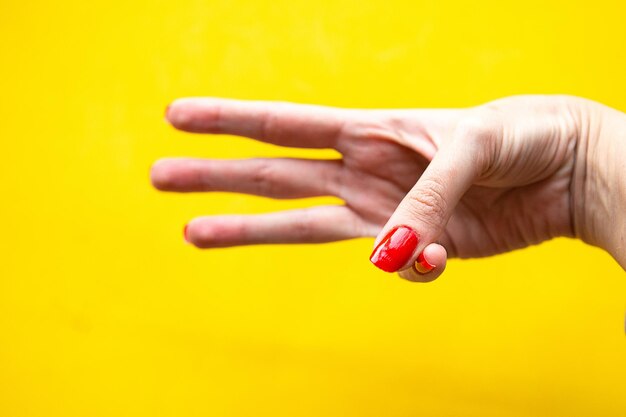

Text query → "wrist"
[571,97,626,267]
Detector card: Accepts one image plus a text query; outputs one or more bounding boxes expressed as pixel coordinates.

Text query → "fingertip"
[150,158,178,190]
[183,218,205,248]
[398,243,447,283]
[165,97,220,133]
[419,243,446,272]
[164,99,185,125]
[183,217,226,249]
[164,98,196,131]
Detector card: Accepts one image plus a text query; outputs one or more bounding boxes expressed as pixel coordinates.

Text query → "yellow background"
[1,0,625,415]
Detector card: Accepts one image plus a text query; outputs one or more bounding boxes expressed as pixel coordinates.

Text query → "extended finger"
[185,206,367,248]
[151,157,344,199]
[166,98,352,149]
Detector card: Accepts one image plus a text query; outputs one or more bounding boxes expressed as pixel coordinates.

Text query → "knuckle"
[260,102,289,140]
[408,178,448,228]
[348,118,402,143]
[455,111,501,148]
[250,160,279,196]
[326,161,348,198]
[292,212,315,241]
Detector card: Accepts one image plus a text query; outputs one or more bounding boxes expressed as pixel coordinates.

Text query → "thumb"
[369,137,482,277]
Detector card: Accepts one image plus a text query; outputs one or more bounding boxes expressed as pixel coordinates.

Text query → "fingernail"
[165,104,171,120]
[414,252,435,274]
[369,226,419,272]
[183,224,190,244]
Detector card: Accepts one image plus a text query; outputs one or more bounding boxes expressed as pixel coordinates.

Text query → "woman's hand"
[151,95,625,281]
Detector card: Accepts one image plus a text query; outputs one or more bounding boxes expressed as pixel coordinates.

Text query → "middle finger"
[151,157,345,199]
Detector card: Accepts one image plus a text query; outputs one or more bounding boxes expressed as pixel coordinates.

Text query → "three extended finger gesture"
[152,95,625,280]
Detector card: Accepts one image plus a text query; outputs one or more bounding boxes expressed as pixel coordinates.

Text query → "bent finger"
[369,121,489,275]
[397,243,447,283]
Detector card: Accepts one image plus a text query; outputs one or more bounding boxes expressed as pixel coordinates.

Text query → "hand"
[151,95,621,281]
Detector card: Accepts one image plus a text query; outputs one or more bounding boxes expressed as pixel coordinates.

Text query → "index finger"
[166,98,352,149]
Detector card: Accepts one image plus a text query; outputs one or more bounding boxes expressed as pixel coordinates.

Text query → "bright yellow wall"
[1,1,625,416]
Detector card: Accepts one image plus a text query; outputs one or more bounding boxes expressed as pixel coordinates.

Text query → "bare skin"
[151,95,626,281]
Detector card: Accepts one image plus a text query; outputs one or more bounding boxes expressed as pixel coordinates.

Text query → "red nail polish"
[370,226,419,272]
[183,224,190,243]
[414,252,435,274]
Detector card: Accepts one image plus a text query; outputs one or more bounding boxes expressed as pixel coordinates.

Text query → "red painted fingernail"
[369,226,419,272]
[183,224,190,243]
[414,252,435,274]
